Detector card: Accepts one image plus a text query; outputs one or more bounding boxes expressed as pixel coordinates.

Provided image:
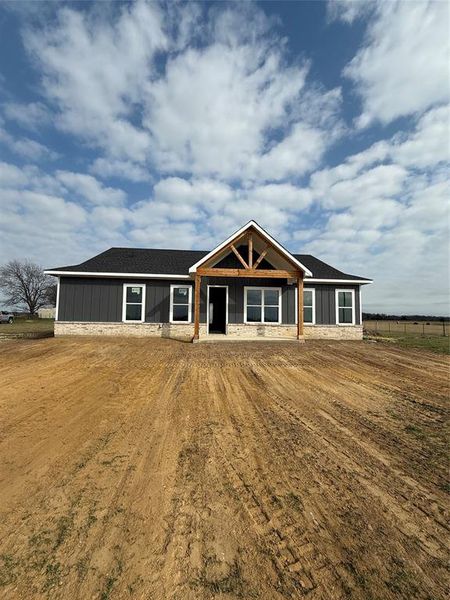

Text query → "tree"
[0,260,54,316]
[45,283,58,306]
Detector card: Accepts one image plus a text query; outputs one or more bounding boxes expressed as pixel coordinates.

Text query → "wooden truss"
[193,228,304,341]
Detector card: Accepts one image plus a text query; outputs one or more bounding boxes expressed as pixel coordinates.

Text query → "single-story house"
[45,221,372,341]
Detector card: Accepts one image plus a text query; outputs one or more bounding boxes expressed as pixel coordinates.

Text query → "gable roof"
[45,247,371,283]
[188,220,313,276]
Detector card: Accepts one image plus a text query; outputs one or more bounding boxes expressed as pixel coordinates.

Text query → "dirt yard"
[0,338,448,599]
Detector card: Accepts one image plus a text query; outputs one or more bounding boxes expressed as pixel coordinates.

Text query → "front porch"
[189,221,312,343]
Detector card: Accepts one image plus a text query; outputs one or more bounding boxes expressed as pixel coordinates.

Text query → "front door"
[208,287,227,334]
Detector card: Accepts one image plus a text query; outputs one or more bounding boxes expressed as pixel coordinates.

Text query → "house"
[37,306,56,319]
[45,221,372,341]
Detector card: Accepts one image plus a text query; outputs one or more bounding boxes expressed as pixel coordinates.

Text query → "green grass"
[0,318,54,335]
[365,331,450,354]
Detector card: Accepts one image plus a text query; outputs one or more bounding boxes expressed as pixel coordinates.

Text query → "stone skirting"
[55,321,363,340]
[54,321,197,338]
[304,325,363,340]
[226,324,298,338]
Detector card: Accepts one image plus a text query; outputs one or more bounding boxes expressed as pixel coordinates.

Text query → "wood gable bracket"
[197,230,298,279]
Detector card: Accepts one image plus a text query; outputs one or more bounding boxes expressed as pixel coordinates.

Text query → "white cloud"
[55,171,126,206]
[327,0,376,24]
[25,1,341,182]
[343,0,450,126]
[89,158,151,182]
[25,1,167,162]
[2,101,51,130]
[0,126,58,160]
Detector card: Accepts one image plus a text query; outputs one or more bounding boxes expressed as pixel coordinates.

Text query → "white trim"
[55,276,60,321]
[188,221,313,276]
[295,287,316,325]
[169,284,193,324]
[122,283,146,323]
[359,287,363,325]
[45,272,372,285]
[44,270,190,280]
[244,286,282,324]
[335,289,356,326]
[306,278,372,284]
[207,285,229,335]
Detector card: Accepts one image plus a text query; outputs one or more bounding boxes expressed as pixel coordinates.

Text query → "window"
[170,285,192,323]
[122,284,145,322]
[244,287,281,324]
[303,288,315,324]
[295,288,315,325]
[336,289,355,325]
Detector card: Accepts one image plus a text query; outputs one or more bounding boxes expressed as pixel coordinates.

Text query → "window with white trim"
[295,288,315,325]
[170,285,192,323]
[244,287,281,324]
[123,284,145,322]
[303,288,315,324]
[336,289,355,325]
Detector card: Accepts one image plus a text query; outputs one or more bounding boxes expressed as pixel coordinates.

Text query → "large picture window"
[244,287,281,324]
[122,284,145,322]
[170,285,192,323]
[336,289,355,325]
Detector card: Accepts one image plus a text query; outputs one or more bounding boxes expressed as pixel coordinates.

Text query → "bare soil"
[0,337,448,599]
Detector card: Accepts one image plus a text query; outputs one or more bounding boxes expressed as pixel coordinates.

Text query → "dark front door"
[209,287,227,334]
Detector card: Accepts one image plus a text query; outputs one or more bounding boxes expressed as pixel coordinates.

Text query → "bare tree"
[0,260,53,316]
[45,283,58,307]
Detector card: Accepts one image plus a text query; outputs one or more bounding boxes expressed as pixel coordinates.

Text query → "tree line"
[0,260,56,316]
[363,313,450,322]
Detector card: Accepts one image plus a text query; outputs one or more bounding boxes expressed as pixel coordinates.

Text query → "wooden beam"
[230,244,249,269]
[253,246,268,269]
[197,268,300,279]
[248,233,253,268]
[193,274,201,340]
[297,274,304,339]
[200,231,249,268]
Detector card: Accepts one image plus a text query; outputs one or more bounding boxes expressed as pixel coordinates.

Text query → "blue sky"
[0,0,448,314]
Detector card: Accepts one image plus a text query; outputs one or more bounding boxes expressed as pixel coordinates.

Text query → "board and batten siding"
[58,277,361,325]
[58,277,191,323]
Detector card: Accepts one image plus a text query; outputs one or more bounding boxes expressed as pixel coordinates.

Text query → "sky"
[0,0,449,315]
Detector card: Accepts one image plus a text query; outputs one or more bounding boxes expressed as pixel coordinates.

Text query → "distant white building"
[38,306,56,319]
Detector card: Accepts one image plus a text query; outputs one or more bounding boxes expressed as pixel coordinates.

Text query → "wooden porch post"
[297,273,304,339]
[193,273,201,341]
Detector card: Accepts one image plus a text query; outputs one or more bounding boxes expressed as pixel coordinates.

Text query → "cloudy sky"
[0,0,449,314]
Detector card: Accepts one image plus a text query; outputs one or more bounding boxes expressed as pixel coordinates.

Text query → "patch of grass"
[285,492,304,512]
[365,332,450,354]
[100,559,123,600]
[0,318,54,335]
[54,515,73,549]
[385,557,419,596]
[76,557,89,581]
[404,424,426,439]
[42,562,62,592]
[0,554,19,587]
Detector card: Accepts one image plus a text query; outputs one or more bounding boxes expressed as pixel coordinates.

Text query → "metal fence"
[363,320,448,337]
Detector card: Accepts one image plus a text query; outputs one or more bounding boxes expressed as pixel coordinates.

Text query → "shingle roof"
[49,247,370,281]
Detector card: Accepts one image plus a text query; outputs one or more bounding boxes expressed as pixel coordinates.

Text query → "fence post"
[422,322,425,336]
[376,320,378,332]
[388,321,391,333]
[443,320,446,337]
[404,322,407,334]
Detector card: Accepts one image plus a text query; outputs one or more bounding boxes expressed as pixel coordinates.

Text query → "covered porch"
[188,221,312,342]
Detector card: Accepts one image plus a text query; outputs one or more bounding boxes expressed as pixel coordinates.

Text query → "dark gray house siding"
[58,277,361,326]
